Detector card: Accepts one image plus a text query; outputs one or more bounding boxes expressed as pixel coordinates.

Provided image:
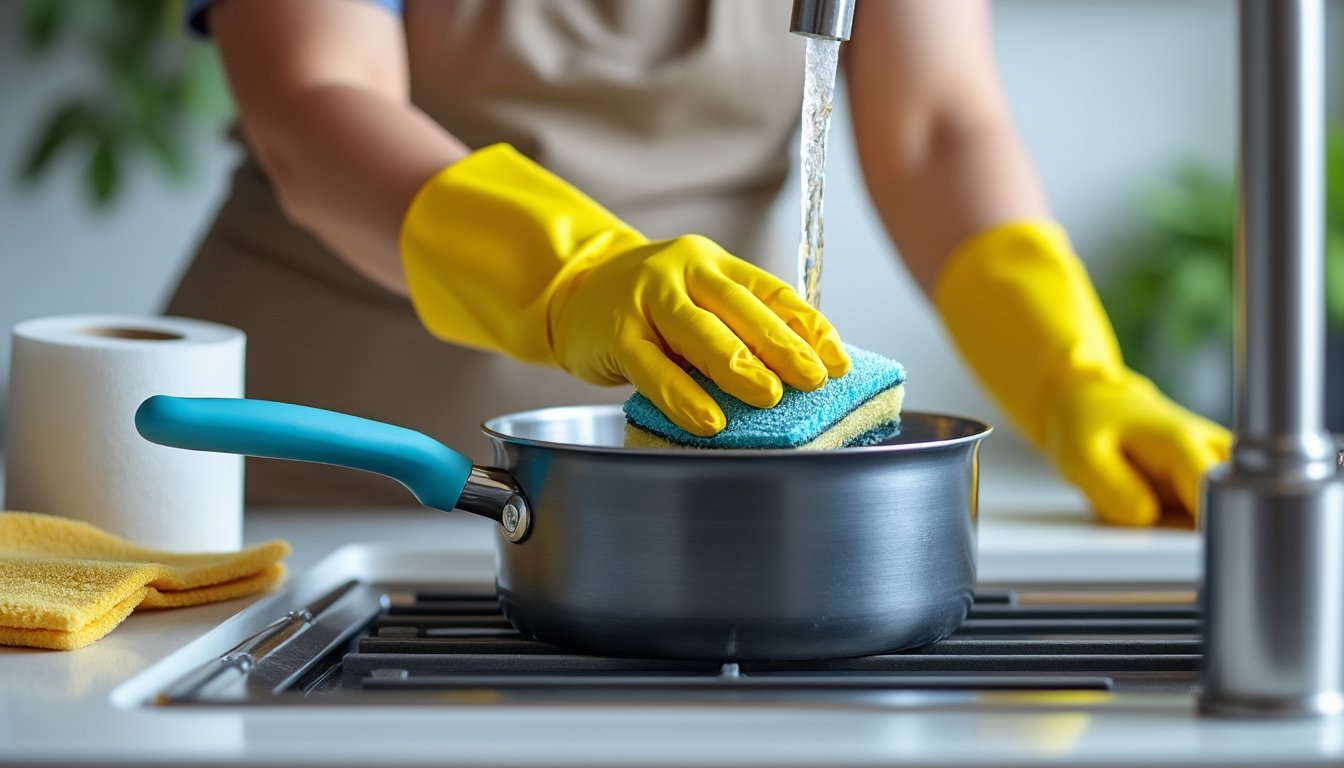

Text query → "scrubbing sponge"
[623,345,905,449]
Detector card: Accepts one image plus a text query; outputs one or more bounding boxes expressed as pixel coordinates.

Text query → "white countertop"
[5,448,1333,768]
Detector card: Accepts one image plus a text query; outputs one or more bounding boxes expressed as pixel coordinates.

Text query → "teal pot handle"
[135,396,530,542]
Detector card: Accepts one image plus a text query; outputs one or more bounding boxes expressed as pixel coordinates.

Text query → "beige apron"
[169,0,806,506]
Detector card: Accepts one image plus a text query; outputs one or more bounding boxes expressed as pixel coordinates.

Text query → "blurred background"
[2,0,1343,448]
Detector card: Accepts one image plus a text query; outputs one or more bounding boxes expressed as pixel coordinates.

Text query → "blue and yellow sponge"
[623,345,905,450]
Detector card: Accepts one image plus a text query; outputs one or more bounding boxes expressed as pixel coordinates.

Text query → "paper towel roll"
[4,315,246,551]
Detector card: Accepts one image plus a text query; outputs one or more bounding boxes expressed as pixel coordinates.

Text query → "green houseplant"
[16,0,232,205]
[1103,123,1344,428]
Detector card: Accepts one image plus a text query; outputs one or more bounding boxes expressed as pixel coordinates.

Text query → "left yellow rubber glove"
[936,220,1231,526]
[400,144,850,436]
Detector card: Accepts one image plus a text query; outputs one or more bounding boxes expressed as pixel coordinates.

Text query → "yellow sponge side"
[625,384,904,450]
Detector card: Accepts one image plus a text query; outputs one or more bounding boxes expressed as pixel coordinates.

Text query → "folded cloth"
[0,512,290,650]
[623,344,906,449]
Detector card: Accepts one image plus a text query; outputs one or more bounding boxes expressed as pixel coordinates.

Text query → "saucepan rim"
[481,404,992,458]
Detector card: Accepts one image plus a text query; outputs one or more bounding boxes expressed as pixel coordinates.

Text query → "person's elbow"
[857,94,1016,189]
[244,127,315,226]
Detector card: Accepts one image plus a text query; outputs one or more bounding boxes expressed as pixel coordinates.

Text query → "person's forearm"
[860,112,1050,296]
[209,0,467,296]
[239,84,467,295]
[844,0,1050,296]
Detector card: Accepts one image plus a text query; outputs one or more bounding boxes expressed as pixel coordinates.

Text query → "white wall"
[3,0,1343,445]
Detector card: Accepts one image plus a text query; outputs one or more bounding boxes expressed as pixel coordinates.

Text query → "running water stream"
[798,37,842,309]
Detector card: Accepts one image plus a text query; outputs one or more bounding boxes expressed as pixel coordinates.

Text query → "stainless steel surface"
[1201,0,1344,718]
[156,581,368,704]
[482,406,988,660]
[790,0,855,41]
[458,466,530,543]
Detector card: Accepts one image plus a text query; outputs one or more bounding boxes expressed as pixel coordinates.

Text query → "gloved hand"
[935,220,1231,526]
[400,143,850,436]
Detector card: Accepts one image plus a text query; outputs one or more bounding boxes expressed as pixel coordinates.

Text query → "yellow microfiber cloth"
[0,512,290,651]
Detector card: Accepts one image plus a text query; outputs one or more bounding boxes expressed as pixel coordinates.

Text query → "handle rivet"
[502,503,520,533]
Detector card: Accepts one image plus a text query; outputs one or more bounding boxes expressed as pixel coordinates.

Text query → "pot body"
[486,407,986,660]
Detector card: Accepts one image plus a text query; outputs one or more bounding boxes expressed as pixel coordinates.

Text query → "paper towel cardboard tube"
[78,326,186,341]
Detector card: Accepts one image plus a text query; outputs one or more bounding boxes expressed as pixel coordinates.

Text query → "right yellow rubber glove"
[400,144,850,436]
[936,220,1231,526]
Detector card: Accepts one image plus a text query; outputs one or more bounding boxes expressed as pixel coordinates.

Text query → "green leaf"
[1327,233,1344,329]
[141,125,187,177]
[17,0,232,204]
[121,70,162,131]
[1162,248,1233,351]
[1139,166,1237,249]
[21,102,94,181]
[1102,257,1170,373]
[1328,124,1344,231]
[88,136,120,205]
[21,0,66,53]
[182,47,234,120]
[161,0,187,33]
[1325,124,1344,329]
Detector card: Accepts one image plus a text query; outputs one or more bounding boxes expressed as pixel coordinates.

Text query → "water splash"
[798,37,841,309]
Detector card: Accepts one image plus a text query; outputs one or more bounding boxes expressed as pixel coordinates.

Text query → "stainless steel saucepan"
[136,396,991,660]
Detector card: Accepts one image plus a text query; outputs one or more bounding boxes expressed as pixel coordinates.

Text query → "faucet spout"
[790,0,855,41]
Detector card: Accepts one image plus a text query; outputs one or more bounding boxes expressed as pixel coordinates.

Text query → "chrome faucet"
[1201,0,1344,717]
[790,0,855,41]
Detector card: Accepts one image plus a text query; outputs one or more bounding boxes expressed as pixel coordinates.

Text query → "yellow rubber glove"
[400,144,850,436]
[935,220,1231,526]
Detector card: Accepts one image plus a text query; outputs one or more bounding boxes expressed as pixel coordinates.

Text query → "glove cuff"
[935,219,1127,446]
[399,143,644,366]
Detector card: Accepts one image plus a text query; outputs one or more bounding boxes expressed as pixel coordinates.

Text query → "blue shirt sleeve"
[186,0,403,36]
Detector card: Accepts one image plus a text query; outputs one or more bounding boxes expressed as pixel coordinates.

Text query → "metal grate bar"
[342,653,725,677]
[954,618,1199,634]
[742,654,1200,674]
[373,614,516,629]
[359,674,1115,693]
[385,601,503,617]
[966,605,1200,620]
[357,637,574,655]
[914,639,1201,655]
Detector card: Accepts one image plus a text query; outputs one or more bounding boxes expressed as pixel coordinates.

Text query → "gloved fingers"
[650,300,784,410]
[718,260,851,377]
[690,270,828,392]
[1205,425,1233,462]
[618,336,727,436]
[1066,443,1162,527]
[1153,394,1232,460]
[1184,440,1225,521]
[1126,428,1223,521]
